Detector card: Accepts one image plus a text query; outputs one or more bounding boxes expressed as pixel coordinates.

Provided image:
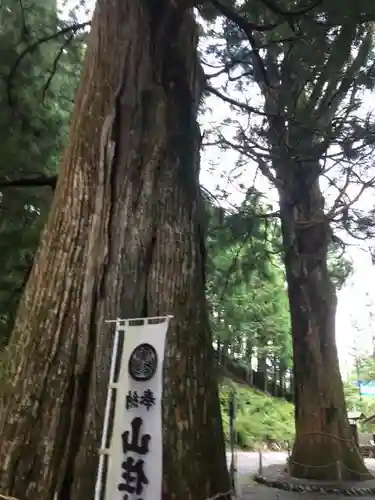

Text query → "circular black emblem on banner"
[128,343,158,382]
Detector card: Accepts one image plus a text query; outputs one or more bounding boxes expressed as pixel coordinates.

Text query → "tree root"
[254,474,375,496]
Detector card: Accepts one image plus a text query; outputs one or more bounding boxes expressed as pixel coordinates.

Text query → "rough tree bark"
[278,165,370,480]
[0,1,230,499]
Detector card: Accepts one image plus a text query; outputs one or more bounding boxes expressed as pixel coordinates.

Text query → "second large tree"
[205,0,375,480]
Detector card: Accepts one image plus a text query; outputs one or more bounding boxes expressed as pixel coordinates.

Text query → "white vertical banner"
[98,316,171,500]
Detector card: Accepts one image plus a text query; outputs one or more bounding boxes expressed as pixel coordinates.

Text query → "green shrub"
[220,380,295,450]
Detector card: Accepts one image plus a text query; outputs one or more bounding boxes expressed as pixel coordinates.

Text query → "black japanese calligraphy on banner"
[121,417,150,455]
[126,390,156,411]
[102,318,170,500]
[118,456,148,496]
[118,417,150,499]
[121,351,157,499]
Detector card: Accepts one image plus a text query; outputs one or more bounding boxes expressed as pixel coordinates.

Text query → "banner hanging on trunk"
[96,316,172,500]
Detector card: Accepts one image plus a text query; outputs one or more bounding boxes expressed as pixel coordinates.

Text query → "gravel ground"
[235,455,375,500]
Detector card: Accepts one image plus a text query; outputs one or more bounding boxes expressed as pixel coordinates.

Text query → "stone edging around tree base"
[254,474,375,496]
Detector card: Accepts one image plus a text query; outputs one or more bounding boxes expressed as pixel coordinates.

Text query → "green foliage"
[220,381,295,449]
[328,241,354,291]
[206,188,351,407]
[206,193,293,381]
[344,382,375,421]
[0,0,83,345]
[344,354,375,430]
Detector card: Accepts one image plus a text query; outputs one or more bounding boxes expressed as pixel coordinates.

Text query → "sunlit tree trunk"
[257,349,268,392]
[245,338,254,385]
[0,1,230,498]
[279,360,288,398]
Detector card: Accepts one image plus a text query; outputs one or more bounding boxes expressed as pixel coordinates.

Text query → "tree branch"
[209,0,273,92]
[259,0,321,19]
[211,0,279,32]
[8,21,90,108]
[0,175,57,189]
[205,84,268,116]
[42,32,76,101]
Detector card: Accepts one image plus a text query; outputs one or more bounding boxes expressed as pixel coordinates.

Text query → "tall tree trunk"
[279,173,370,480]
[272,356,278,397]
[257,348,267,392]
[0,1,230,499]
[245,337,253,385]
[279,362,287,397]
[222,340,230,358]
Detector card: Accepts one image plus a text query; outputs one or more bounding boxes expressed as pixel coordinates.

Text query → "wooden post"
[258,449,263,476]
[349,423,359,448]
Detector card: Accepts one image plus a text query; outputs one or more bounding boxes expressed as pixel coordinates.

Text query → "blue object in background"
[358,381,375,396]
